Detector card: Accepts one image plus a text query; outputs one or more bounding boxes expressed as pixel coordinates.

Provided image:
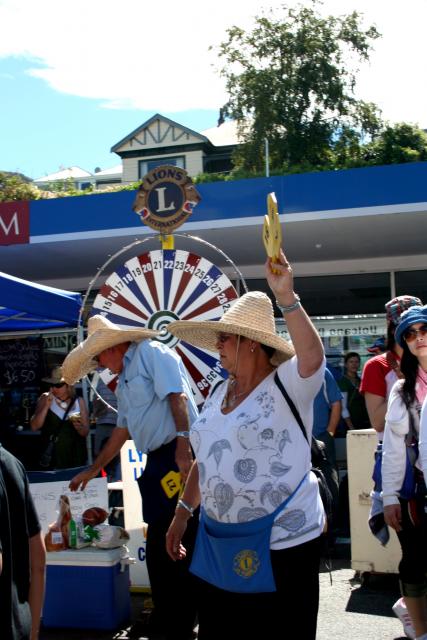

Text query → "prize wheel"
[91,249,239,405]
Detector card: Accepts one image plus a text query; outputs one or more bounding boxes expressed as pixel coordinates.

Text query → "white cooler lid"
[46,546,128,566]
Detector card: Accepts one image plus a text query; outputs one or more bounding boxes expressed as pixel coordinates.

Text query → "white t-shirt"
[419,395,427,487]
[190,356,326,550]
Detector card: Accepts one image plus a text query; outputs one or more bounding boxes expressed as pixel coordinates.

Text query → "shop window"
[138,156,185,179]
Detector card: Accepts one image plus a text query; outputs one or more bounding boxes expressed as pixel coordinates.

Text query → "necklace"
[222,387,250,410]
[55,397,69,410]
[221,367,274,410]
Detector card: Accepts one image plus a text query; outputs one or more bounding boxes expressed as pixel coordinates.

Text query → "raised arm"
[265,249,324,378]
[30,393,53,431]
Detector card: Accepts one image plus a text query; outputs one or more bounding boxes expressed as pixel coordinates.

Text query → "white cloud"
[0,0,426,124]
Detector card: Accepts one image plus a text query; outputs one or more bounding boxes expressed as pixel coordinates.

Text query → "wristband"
[176,431,190,438]
[276,294,301,314]
[177,499,194,516]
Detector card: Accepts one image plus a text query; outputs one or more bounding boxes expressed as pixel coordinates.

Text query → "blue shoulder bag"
[190,472,307,593]
[372,408,419,500]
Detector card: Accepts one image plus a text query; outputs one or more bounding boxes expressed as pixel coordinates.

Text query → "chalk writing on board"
[0,338,43,387]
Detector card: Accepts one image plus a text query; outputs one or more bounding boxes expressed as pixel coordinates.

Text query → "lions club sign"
[132,165,201,233]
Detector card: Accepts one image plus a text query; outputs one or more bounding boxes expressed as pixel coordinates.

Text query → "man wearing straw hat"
[62,314,199,640]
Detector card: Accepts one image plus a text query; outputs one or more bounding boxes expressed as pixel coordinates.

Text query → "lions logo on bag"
[233,549,260,579]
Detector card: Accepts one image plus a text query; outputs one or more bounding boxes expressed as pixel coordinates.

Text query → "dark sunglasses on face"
[403,324,427,343]
[51,382,66,389]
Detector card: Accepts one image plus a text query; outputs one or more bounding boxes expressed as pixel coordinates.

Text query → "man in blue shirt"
[63,315,198,640]
[313,368,343,468]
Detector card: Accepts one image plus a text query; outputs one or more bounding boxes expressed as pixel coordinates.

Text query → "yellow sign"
[160,470,183,499]
[263,192,282,273]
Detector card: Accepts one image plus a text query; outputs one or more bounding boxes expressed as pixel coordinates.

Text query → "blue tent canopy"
[0,271,82,331]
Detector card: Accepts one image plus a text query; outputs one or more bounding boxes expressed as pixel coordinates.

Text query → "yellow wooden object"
[160,470,183,498]
[159,234,175,250]
[263,192,282,273]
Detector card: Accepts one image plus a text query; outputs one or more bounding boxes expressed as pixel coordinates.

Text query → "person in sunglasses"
[382,305,427,640]
[30,366,89,469]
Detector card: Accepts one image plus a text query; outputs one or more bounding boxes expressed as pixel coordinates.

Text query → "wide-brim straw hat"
[62,314,159,384]
[42,366,66,385]
[168,291,295,364]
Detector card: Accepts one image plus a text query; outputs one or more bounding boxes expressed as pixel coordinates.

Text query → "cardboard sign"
[120,442,150,589]
[29,477,108,531]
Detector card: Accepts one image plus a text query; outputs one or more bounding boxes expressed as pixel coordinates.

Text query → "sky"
[0,0,426,180]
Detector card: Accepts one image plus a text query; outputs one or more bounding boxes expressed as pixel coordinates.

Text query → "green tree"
[367,122,427,165]
[0,172,42,202]
[214,1,382,173]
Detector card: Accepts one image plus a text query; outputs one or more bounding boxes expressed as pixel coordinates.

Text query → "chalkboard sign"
[0,337,43,387]
[0,337,43,430]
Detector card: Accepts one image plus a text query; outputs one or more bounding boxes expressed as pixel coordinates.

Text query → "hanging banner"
[277,316,386,339]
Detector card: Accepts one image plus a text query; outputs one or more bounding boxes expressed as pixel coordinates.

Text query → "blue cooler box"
[43,547,131,629]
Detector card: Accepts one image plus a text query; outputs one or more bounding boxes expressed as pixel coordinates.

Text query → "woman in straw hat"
[30,366,89,469]
[166,248,325,640]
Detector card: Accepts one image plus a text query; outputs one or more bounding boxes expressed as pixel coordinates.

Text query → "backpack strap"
[273,372,309,445]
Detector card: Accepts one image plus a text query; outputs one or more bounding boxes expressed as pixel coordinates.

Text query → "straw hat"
[168,291,295,364]
[62,314,159,384]
[42,366,66,385]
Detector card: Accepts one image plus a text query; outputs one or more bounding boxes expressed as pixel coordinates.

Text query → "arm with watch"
[168,392,194,483]
[266,248,324,379]
[166,460,201,561]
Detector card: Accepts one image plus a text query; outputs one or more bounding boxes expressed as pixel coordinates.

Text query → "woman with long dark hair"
[382,305,427,639]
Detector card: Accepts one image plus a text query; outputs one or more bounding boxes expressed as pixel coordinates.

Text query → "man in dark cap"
[360,295,422,435]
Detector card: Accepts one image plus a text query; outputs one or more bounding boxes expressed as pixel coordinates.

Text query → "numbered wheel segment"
[91,250,238,404]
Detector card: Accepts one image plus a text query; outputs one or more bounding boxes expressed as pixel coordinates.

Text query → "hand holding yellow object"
[263,192,282,273]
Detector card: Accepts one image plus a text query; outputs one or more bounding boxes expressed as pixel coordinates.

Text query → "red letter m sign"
[0,201,30,245]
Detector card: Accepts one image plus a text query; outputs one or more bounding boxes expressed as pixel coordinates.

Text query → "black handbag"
[273,373,337,533]
[39,401,74,469]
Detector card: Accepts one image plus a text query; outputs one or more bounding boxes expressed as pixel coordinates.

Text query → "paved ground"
[39,544,406,640]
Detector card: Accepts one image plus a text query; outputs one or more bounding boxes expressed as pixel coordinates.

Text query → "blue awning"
[0,271,82,331]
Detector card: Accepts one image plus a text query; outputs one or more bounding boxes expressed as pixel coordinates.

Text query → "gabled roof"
[202,120,241,147]
[34,166,93,183]
[110,113,209,153]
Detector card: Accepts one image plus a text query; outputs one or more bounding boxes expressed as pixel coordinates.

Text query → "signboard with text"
[0,201,29,245]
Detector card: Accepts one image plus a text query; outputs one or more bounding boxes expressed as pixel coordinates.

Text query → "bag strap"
[62,399,75,422]
[271,470,308,518]
[273,372,309,445]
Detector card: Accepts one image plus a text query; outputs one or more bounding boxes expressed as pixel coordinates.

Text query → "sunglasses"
[403,325,427,343]
[51,382,66,388]
[216,333,234,344]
